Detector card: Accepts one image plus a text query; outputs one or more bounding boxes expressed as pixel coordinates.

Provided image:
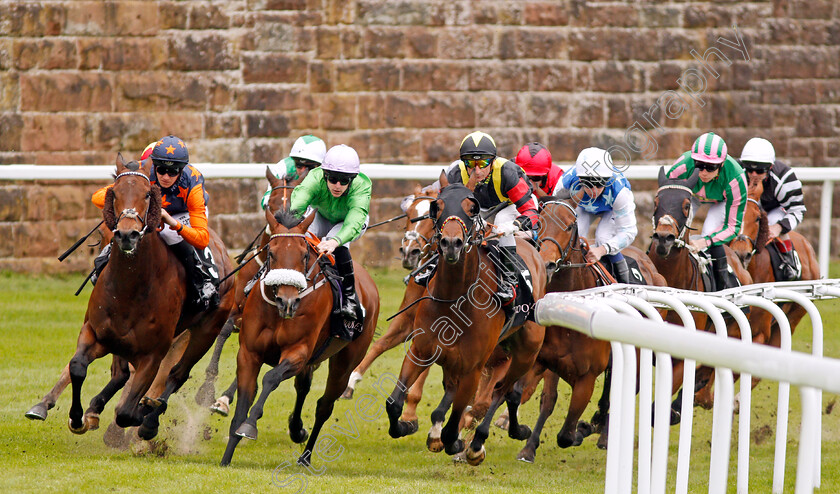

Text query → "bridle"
[651,184,696,250]
[259,231,332,306]
[401,195,437,259]
[112,171,152,238]
[732,197,763,259]
[539,200,584,270]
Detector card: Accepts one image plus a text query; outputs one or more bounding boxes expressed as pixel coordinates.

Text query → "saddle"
[603,257,647,285]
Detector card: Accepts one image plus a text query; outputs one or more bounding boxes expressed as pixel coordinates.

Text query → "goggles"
[463,156,493,169]
[741,161,771,174]
[324,171,355,186]
[579,177,608,189]
[293,157,320,169]
[694,161,722,172]
[153,160,182,177]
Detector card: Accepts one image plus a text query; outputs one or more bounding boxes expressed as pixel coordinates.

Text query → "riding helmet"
[691,132,727,165]
[151,135,190,169]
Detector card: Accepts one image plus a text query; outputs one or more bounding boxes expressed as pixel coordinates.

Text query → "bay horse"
[65,154,234,440]
[220,207,379,467]
[197,166,302,415]
[515,194,667,462]
[729,178,819,358]
[385,179,546,466]
[649,167,752,408]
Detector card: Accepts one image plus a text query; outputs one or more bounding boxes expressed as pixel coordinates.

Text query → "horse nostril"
[440,238,450,249]
[129,231,141,242]
[453,238,463,250]
[399,247,405,255]
[410,249,421,257]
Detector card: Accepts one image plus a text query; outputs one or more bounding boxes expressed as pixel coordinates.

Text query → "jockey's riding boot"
[90,244,112,286]
[497,246,520,305]
[611,256,632,284]
[711,254,739,291]
[334,246,362,321]
[774,239,800,281]
[170,241,220,312]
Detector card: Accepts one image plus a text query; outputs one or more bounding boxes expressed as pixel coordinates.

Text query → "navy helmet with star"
[151,135,190,170]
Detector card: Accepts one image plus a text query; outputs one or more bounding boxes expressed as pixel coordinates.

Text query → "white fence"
[535,279,840,494]
[0,163,837,278]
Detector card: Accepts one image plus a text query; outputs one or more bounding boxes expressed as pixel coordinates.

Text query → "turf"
[2,266,840,493]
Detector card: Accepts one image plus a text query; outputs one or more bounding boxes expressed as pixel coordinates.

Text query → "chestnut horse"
[64,154,234,440]
[516,194,667,462]
[385,180,546,466]
[220,208,379,467]
[729,178,819,360]
[649,167,752,408]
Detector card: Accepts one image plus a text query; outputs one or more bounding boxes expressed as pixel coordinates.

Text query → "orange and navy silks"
[90,164,211,249]
[449,158,539,227]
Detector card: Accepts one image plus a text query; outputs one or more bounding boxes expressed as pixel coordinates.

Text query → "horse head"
[537,192,579,284]
[399,186,438,270]
[263,207,317,319]
[650,167,698,258]
[730,179,769,269]
[430,178,479,265]
[104,153,160,255]
[265,166,298,216]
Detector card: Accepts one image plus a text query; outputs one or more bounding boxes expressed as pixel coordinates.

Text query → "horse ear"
[116,153,128,174]
[413,184,423,195]
[297,210,317,233]
[139,157,153,177]
[265,206,279,231]
[439,170,450,188]
[657,166,668,187]
[685,168,700,190]
[266,165,282,189]
[429,198,441,221]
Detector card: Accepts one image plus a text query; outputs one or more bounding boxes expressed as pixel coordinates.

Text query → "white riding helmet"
[321,144,360,174]
[740,137,775,165]
[574,147,614,178]
[289,135,327,164]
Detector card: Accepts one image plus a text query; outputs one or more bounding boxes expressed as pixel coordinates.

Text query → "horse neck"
[651,246,701,291]
[431,244,480,300]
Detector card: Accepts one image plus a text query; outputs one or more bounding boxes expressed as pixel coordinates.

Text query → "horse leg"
[196,315,236,407]
[83,356,131,431]
[114,353,164,430]
[288,368,313,444]
[211,377,238,417]
[385,352,427,439]
[558,372,598,448]
[235,357,303,441]
[591,357,612,432]
[26,363,71,421]
[517,370,559,463]
[694,365,715,410]
[68,322,108,434]
[440,371,480,456]
[463,355,510,429]
[400,366,428,432]
[426,379,456,453]
[496,364,545,431]
[342,305,417,400]
[220,350,260,467]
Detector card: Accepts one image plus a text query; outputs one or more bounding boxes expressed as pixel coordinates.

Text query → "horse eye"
[145,191,151,198]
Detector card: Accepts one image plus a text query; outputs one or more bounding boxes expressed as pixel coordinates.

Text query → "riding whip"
[58,219,105,262]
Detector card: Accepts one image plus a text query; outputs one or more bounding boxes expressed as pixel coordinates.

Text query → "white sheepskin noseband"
[263,269,307,291]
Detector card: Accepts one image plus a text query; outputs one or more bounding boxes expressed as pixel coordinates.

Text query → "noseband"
[652,184,696,249]
[113,171,152,237]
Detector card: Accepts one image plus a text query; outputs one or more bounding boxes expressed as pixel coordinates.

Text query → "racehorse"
[220,207,379,467]
[64,154,234,440]
[385,177,546,466]
[515,194,667,462]
[649,167,752,408]
[197,167,300,415]
[729,178,819,356]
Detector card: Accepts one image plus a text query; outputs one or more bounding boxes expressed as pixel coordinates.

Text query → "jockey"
[514,142,564,196]
[434,131,539,303]
[91,135,220,311]
[260,134,326,210]
[290,144,371,321]
[667,131,748,290]
[555,147,637,284]
[739,137,806,280]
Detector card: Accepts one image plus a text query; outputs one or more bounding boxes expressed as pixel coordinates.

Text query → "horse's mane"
[273,208,304,229]
[755,208,769,254]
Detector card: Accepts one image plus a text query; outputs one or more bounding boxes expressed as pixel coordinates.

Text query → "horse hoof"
[493,414,510,431]
[670,409,681,425]
[573,431,584,447]
[25,403,48,421]
[84,412,100,431]
[290,427,309,444]
[426,435,444,453]
[465,446,486,466]
[517,448,536,463]
[510,424,531,441]
[194,380,216,407]
[236,423,258,440]
[137,424,158,441]
[596,433,609,450]
[340,387,354,400]
[400,420,419,437]
[557,432,573,448]
[210,396,230,417]
[577,421,594,438]
[444,439,465,456]
[68,418,88,435]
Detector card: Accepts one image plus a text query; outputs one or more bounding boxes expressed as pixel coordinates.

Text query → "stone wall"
[1,0,839,272]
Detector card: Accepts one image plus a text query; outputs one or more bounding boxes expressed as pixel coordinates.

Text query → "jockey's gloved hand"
[513,215,534,232]
[496,223,518,236]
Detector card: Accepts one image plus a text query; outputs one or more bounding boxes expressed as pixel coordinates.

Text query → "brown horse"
[649,167,753,408]
[65,154,234,440]
[197,166,301,415]
[515,195,667,462]
[220,207,379,467]
[385,180,545,466]
[729,178,819,352]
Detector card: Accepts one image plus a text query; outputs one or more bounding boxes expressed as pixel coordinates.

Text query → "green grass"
[3,266,840,493]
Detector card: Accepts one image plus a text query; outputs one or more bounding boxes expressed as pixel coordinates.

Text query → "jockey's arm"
[705,174,748,247]
[289,170,319,218]
[502,164,539,231]
[176,185,210,249]
[773,166,806,234]
[333,180,372,245]
[91,184,113,209]
[602,188,638,255]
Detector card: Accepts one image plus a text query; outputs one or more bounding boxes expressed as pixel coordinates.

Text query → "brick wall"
[1,0,839,272]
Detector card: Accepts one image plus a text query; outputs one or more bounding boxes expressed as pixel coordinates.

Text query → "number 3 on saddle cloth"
[411,240,535,341]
